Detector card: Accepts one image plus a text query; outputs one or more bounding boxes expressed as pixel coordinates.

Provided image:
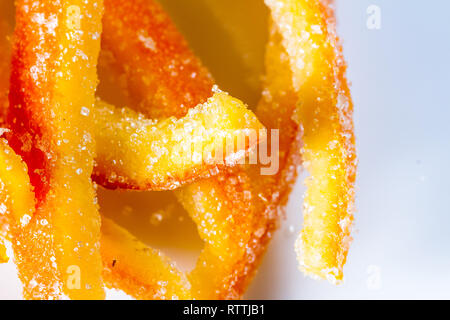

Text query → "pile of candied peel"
[0,0,356,300]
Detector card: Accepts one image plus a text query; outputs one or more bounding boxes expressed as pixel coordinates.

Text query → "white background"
[1,0,450,299]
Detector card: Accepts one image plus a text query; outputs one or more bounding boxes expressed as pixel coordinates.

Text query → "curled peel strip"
[0,0,356,299]
[7,0,105,299]
[265,0,357,283]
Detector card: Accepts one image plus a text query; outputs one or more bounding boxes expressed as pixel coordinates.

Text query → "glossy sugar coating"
[7,0,104,299]
[93,91,264,191]
[265,0,356,283]
[100,0,214,119]
[101,217,191,300]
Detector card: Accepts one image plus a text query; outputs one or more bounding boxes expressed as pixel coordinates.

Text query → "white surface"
[1,0,450,299]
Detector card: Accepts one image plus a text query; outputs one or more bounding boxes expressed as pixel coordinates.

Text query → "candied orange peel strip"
[0,138,35,227]
[95,0,266,297]
[178,169,258,299]
[265,0,356,283]
[0,0,356,299]
[101,217,191,299]
[93,91,264,191]
[7,0,105,299]
[0,138,35,264]
[101,0,214,119]
[0,4,263,297]
[93,0,304,299]
[0,242,7,263]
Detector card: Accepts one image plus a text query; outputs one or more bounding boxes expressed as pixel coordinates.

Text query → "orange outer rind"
[265,0,357,283]
[7,0,105,299]
[93,91,265,191]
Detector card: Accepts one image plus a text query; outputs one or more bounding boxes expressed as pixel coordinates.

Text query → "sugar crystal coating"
[7,0,105,299]
[97,0,306,299]
[265,0,356,283]
[93,92,264,191]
